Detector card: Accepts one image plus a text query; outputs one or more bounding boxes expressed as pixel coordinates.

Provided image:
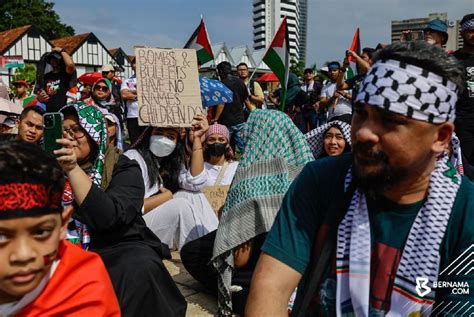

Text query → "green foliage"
[0,0,74,40]
[12,63,36,93]
[289,58,305,78]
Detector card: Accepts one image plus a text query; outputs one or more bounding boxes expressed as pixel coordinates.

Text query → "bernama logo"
[416,277,470,297]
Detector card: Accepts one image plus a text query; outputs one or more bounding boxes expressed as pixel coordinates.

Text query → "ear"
[431,122,454,154]
[59,205,74,240]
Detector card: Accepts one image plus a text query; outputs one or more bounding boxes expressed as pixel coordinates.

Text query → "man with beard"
[246,42,474,316]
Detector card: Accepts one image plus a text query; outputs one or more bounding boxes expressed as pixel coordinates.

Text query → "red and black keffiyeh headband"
[0,182,63,219]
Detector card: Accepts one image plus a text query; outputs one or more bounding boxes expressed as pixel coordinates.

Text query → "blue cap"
[425,19,448,35]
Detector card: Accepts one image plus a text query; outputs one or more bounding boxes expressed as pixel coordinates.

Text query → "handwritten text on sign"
[202,185,230,217]
[135,48,203,127]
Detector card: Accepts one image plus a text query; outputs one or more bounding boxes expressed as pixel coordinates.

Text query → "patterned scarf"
[61,102,108,249]
[336,155,460,315]
[305,120,352,159]
[212,109,314,316]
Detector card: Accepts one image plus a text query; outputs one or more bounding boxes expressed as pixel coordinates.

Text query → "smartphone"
[43,112,63,154]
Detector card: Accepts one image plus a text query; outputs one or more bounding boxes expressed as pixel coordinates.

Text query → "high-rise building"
[391,12,463,51]
[253,0,307,62]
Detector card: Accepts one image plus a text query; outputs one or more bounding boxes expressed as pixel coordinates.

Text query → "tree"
[12,64,37,91]
[289,58,305,78]
[0,0,74,40]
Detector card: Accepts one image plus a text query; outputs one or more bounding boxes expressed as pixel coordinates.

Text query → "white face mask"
[149,135,176,157]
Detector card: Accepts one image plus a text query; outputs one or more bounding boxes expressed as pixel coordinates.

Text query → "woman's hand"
[188,113,209,144]
[55,132,79,173]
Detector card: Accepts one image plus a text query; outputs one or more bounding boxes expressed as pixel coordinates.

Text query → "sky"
[54,0,474,68]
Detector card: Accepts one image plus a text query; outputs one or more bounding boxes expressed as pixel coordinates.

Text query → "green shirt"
[263,153,474,313]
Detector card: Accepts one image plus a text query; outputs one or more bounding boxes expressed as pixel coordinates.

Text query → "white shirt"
[321,81,352,119]
[120,75,138,119]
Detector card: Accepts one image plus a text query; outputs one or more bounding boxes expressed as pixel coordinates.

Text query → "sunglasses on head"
[95,85,109,92]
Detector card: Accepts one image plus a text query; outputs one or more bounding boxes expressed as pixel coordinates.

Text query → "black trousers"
[126,118,142,145]
[180,231,265,315]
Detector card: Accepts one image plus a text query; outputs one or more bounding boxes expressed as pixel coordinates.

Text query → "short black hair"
[0,141,64,194]
[217,61,232,75]
[362,47,376,60]
[20,106,45,121]
[304,68,314,74]
[461,13,474,25]
[237,62,248,69]
[373,41,465,93]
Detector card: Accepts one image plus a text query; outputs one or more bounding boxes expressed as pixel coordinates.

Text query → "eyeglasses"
[64,124,85,139]
[94,85,109,92]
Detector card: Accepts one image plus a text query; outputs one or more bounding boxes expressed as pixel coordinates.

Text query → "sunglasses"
[95,85,109,92]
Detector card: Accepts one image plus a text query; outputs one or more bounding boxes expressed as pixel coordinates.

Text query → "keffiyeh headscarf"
[355,59,459,123]
[61,102,108,249]
[336,58,462,315]
[212,109,314,316]
[305,120,352,159]
[205,123,234,158]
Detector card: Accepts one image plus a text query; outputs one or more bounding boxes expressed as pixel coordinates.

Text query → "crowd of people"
[0,13,473,317]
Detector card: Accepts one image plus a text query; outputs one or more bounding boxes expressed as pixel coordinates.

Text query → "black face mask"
[207,143,227,157]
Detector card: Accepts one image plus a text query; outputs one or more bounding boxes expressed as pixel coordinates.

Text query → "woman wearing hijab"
[181,110,314,315]
[55,102,186,317]
[85,78,115,110]
[305,120,352,159]
[124,113,219,250]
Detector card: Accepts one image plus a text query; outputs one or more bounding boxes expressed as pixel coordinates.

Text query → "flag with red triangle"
[262,16,290,111]
[184,17,214,65]
[346,28,360,80]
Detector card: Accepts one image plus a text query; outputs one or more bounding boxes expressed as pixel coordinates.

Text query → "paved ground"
[164,252,217,316]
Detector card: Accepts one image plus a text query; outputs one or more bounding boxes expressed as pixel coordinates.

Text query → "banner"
[135,47,203,127]
[0,56,25,69]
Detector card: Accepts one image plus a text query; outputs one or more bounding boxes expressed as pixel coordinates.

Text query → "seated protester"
[0,141,120,316]
[17,106,45,145]
[85,78,115,111]
[305,120,352,159]
[181,110,314,316]
[55,103,186,316]
[125,113,218,250]
[246,42,474,316]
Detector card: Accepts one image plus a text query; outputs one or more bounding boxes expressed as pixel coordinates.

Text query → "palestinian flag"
[262,16,290,111]
[184,17,214,65]
[345,28,360,80]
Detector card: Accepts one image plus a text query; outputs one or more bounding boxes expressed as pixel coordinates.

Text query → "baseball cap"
[304,68,314,74]
[13,80,29,88]
[101,64,115,72]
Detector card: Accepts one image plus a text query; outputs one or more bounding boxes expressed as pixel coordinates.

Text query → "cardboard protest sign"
[135,48,203,127]
[202,185,230,217]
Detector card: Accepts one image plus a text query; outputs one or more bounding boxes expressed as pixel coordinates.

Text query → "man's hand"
[52,47,64,54]
[36,90,50,103]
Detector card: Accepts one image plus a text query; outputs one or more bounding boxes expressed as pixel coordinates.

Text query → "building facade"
[253,0,307,62]
[391,12,463,51]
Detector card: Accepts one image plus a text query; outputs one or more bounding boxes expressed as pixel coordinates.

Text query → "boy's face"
[0,213,65,304]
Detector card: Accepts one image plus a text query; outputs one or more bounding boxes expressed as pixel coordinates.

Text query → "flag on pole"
[345,28,360,80]
[262,16,290,111]
[184,17,214,65]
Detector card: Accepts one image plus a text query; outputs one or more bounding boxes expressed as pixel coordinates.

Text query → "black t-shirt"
[218,75,248,127]
[453,50,474,129]
[43,71,73,112]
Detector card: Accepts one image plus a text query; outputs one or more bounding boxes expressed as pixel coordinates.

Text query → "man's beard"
[352,142,408,198]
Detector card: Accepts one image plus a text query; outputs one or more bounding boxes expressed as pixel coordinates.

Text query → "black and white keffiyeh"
[461,17,474,32]
[355,59,459,123]
[304,120,351,159]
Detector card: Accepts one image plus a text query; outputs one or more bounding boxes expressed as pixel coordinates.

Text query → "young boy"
[0,141,120,316]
